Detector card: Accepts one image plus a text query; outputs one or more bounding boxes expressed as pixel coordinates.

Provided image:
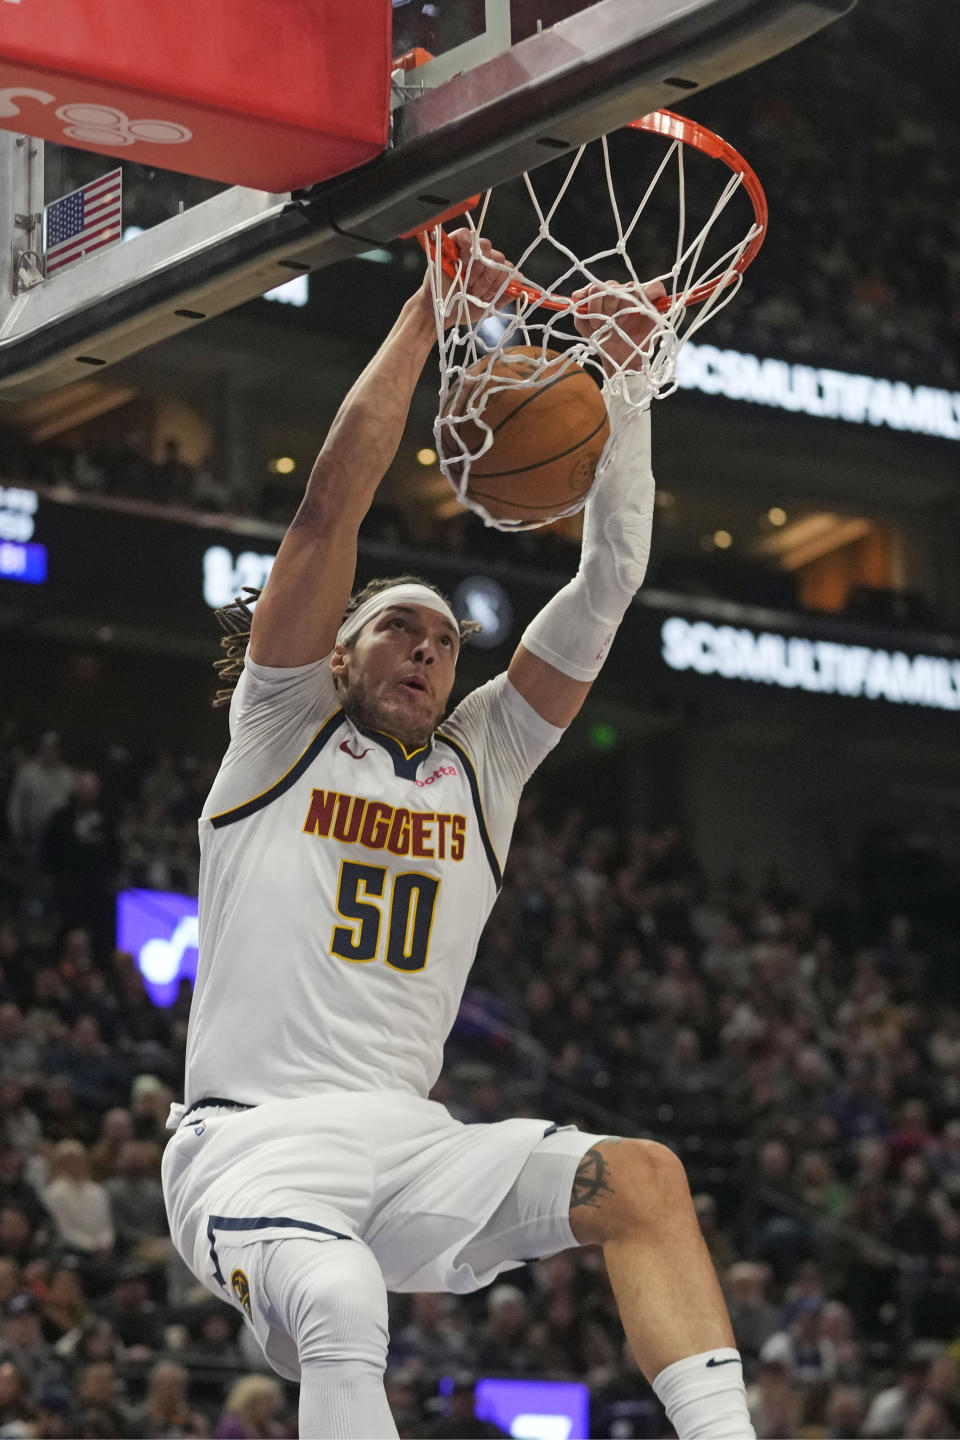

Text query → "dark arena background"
[2,1,960,1436]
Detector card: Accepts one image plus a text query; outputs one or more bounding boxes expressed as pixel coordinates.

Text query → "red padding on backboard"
[0,0,392,191]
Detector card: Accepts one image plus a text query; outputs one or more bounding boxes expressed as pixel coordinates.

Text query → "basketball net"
[422,110,767,531]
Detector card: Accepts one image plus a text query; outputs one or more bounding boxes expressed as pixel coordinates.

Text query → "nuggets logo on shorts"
[230,1267,252,1317]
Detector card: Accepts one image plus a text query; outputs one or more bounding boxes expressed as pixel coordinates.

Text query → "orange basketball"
[439,346,610,524]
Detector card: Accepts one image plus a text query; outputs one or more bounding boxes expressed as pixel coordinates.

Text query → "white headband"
[336,583,460,647]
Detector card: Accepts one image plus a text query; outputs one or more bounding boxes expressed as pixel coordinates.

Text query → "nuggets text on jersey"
[302,787,467,860]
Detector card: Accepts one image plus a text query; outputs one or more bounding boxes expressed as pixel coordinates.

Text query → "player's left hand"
[571,280,668,371]
[421,228,509,327]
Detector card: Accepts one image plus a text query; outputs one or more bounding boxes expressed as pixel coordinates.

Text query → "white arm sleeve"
[203,654,341,820]
[440,673,563,864]
[520,383,654,681]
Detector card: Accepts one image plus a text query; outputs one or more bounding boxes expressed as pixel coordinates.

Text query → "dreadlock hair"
[212,573,481,708]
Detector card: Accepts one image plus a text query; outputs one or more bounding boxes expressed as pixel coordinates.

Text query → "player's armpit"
[507,643,592,729]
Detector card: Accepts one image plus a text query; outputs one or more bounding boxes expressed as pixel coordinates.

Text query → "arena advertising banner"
[660,614,960,714]
[116,888,198,1007]
[471,1378,589,1440]
[6,485,960,721]
[677,342,960,442]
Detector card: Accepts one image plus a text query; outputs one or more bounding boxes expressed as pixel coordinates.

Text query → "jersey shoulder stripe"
[436,730,502,890]
[209,708,343,829]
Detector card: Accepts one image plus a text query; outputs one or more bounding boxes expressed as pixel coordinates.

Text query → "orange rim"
[418,108,767,314]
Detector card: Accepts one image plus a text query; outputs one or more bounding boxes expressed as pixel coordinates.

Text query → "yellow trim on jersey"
[330,858,384,964]
[383,869,439,975]
[365,727,431,761]
[208,707,343,823]
[435,729,503,877]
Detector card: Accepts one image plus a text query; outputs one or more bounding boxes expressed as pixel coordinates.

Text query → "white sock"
[299,1358,398,1440]
[651,1348,755,1439]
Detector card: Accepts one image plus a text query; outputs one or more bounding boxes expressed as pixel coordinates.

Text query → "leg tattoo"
[571,1145,616,1211]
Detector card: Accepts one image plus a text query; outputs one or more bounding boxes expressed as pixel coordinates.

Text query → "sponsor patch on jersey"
[193,1122,206,1136]
[415,764,457,788]
[231,1267,252,1317]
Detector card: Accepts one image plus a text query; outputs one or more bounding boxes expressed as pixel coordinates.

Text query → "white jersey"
[183,655,562,1105]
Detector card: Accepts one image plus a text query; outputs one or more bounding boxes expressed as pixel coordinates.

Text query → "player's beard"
[337,668,441,750]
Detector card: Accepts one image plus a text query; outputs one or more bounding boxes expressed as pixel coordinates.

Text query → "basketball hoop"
[419,109,767,531]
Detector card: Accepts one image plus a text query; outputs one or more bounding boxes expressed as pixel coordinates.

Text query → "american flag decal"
[43,169,123,277]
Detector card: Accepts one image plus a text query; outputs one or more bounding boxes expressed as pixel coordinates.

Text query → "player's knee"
[616,1138,691,1237]
[572,1137,691,1244]
[289,1241,389,1372]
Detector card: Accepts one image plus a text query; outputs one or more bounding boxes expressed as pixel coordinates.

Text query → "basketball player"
[162,231,754,1440]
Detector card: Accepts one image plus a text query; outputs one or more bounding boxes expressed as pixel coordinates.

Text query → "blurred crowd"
[0,435,237,517]
[699,1,960,388]
[1,716,960,1437]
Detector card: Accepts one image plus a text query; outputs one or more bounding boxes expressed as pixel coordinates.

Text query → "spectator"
[157,440,194,505]
[70,451,106,495]
[0,1296,64,1395]
[794,1149,849,1218]
[214,1375,285,1438]
[104,1141,169,1264]
[694,1193,738,1274]
[927,1119,960,1201]
[392,1292,469,1374]
[72,1361,132,1438]
[72,1318,124,1368]
[823,1382,866,1438]
[724,1262,779,1366]
[191,458,233,514]
[0,1083,42,1155]
[904,1394,954,1439]
[0,1208,43,1269]
[425,1373,509,1439]
[42,1016,121,1114]
[891,1154,955,1260]
[88,1109,135,1183]
[99,1262,165,1356]
[861,1355,931,1437]
[41,1142,114,1259]
[476,1285,538,1375]
[130,1360,207,1439]
[0,1262,20,1314]
[530,1287,616,1379]
[0,1009,40,1083]
[745,1356,801,1439]
[760,1297,837,1387]
[37,1262,89,1349]
[41,772,117,960]
[38,1078,98,1148]
[5,735,72,859]
[183,1304,242,1361]
[0,1358,33,1434]
[0,1148,47,1232]
[26,1386,75,1440]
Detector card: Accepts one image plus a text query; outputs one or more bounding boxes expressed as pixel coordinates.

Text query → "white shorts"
[162,1090,603,1332]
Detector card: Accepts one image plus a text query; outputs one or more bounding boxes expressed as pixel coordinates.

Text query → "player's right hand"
[423,228,509,326]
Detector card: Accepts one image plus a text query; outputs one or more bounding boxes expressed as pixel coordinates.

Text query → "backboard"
[0,0,857,401]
